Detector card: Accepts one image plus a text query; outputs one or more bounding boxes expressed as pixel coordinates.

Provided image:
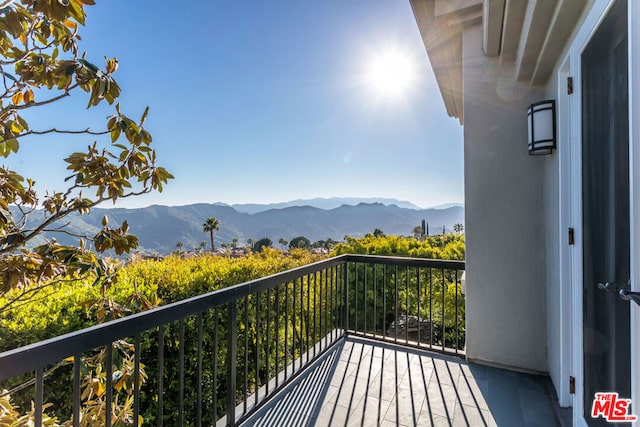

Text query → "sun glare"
[366,49,416,97]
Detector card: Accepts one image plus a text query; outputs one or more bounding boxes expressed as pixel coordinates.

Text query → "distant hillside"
[224,197,424,213]
[25,202,464,255]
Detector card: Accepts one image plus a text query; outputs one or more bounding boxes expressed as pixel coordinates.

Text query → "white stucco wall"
[462,25,548,372]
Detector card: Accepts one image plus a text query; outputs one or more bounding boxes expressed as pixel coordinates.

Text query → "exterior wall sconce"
[527,100,556,155]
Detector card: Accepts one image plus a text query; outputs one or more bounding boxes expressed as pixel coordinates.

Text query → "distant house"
[129,251,163,263]
[411,0,639,423]
[311,247,330,255]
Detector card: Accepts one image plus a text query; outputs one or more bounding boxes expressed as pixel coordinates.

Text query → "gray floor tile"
[241,337,562,427]
[519,388,559,426]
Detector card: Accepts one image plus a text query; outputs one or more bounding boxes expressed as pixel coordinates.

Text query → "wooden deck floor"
[242,336,562,427]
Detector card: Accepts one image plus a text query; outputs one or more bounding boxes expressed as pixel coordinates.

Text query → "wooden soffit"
[410,0,589,123]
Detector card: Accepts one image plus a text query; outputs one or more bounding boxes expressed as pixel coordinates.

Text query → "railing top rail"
[344,254,465,270]
[0,255,347,382]
[0,253,465,382]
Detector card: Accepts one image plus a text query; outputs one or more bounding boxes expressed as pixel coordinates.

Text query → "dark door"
[582,0,630,425]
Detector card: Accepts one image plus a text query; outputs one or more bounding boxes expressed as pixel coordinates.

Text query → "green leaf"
[78,58,99,76]
[110,126,121,142]
[64,65,76,77]
[140,106,149,125]
[1,71,17,82]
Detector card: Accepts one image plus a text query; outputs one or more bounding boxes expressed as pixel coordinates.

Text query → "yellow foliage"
[333,233,465,260]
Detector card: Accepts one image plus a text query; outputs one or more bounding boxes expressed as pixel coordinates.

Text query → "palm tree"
[203,217,220,252]
[453,223,464,234]
[231,238,238,249]
[278,238,288,250]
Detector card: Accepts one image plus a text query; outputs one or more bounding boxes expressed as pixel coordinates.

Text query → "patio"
[243,336,565,427]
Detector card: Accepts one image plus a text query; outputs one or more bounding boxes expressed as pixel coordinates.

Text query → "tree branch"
[0,82,79,116]
[3,188,151,253]
[18,127,111,138]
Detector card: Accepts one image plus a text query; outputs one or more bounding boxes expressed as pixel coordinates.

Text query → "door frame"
[562,0,637,425]
[629,0,640,418]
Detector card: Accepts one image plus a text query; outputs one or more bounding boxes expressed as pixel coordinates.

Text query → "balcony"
[0,255,562,426]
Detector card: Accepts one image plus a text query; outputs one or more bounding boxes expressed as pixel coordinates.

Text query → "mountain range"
[222,197,428,214]
[25,198,464,255]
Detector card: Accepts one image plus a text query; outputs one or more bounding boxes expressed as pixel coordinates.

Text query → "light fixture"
[527,100,556,155]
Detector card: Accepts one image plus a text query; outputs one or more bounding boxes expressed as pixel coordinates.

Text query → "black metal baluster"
[292,278,297,372]
[284,282,289,381]
[197,314,203,427]
[319,270,324,350]
[299,276,304,366]
[179,319,184,426]
[255,292,260,407]
[331,266,335,338]
[364,264,367,337]
[455,269,459,354]
[35,367,43,427]
[343,263,349,335]
[134,335,141,427]
[406,266,409,344]
[394,265,398,343]
[373,264,377,338]
[266,288,270,396]
[354,263,358,334]
[213,308,219,423]
[306,273,311,363]
[158,325,164,427]
[429,268,433,350]
[382,264,386,339]
[275,285,280,389]
[226,302,238,427]
[243,295,249,415]
[106,343,113,427]
[313,271,317,357]
[73,354,80,427]
[441,268,446,352]
[417,268,421,348]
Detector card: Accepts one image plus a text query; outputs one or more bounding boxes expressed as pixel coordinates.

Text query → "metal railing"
[0,254,464,426]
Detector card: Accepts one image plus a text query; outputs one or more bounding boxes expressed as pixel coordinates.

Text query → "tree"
[0,1,171,423]
[199,240,207,253]
[325,237,337,250]
[312,239,326,249]
[412,225,424,240]
[289,236,310,249]
[173,241,184,256]
[0,1,172,314]
[253,237,272,252]
[373,228,385,237]
[246,238,254,250]
[231,238,238,249]
[278,238,288,250]
[202,217,219,252]
[453,223,464,234]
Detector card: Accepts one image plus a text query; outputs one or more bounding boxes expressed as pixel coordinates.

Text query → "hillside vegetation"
[0,235,464,425]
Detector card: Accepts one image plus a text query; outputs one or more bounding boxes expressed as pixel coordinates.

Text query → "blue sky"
[18,1,463,209]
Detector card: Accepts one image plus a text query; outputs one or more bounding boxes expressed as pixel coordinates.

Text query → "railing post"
[226,301,237,426]
[343,261,349,334]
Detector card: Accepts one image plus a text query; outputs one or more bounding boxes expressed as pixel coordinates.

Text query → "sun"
[365,48,416,97]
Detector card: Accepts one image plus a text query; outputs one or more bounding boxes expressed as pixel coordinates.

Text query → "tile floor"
[242,336,562,427]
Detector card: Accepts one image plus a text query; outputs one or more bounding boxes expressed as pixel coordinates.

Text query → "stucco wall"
[462,25,548,372]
